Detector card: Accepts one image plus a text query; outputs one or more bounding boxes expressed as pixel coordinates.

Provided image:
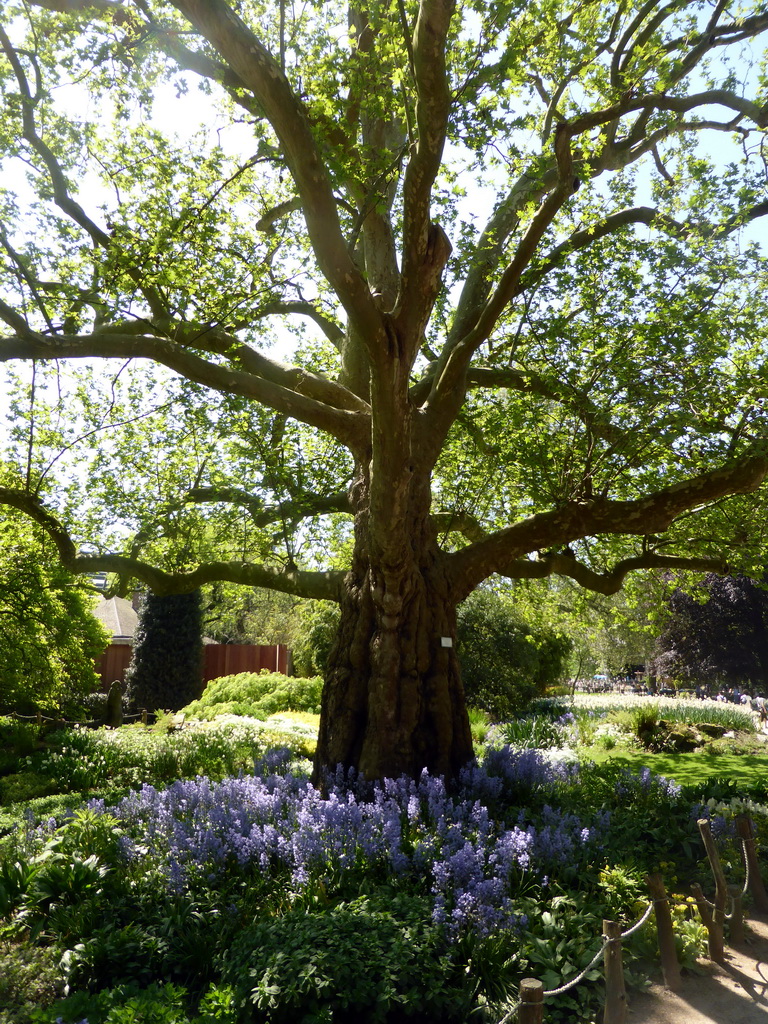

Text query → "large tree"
[1,0,768,779]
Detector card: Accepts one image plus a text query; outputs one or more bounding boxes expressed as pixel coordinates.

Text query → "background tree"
[1,1,768,778]
[0,508,108,714]
[510,573,664,684]
[652,574,768,691]
[123,590,204,713]
[290,600,343,679]
[201,583,299,647]
[456,589,571,719]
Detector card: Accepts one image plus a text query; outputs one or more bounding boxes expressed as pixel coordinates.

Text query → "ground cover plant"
[1,707,766,1024]
[0,714,316,834]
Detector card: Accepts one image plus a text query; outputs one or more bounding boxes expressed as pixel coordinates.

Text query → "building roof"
[92,596,139,640]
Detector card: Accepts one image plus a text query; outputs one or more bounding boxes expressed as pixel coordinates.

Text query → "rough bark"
[314,464,474,782]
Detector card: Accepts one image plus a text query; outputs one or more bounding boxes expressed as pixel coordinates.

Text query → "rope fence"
[5,708,151,728]
[495,815,768,1024]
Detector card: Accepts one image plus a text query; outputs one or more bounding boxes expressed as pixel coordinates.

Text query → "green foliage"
[182,671,323,720]
[220,895,481,1023]
[2,706,768,1024]
[124,591,203,713]
[0,771,59,806]
[632,702,660,738]
[0,938,63,1024]
[202,585,300,646]
[457,590,572,719]
[290,602,341,678]
[31,982,204,1024]
[502,715,569,750]
[0,515,108,714]
[0,719,279,809]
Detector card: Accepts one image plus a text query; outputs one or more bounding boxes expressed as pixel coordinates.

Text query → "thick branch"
[424,152,578,436]
[446,454,768,597]
[256,300,345,350]
[186,486,351,527]
[431,510,487,543]
[0,330,368,448]
[0,486,343,599]
[156,323,368,414]
[169,0,385,352]
[497,551,729,595]
[395,0,454,359]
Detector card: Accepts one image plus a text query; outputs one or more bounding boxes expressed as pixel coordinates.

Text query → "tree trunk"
[313,467,474,783]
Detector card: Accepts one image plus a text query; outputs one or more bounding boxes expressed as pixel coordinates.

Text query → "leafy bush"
[220,895,481,1023]
[290,601,340,677]
[31,981,204,1024]
[0,718,39,762]
[457,591,572,719]
[181,672,323,720]
[0,516,108,716]
[0,771,59,805]
[502,715,570,750]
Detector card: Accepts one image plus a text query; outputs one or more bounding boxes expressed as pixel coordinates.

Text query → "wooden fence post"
[603,920,627,1024]
[141,708,147,725]
[519,978,544,1024]
[697,818,726,962]
[646,873,681,990]
[735,815,768,913]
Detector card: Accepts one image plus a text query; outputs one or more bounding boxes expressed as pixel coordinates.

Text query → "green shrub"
[0,718,39,760]
[61,922,163,993]
[0,772,59,805]
[182,672,323,720]
[502,715,568,750]
[457,591,572,720]
[0,516,109,717]
[220,895,482,1023]
[30,981,199,1024]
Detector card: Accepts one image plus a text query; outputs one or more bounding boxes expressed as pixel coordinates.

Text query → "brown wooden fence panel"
[98,643,133,688]
[98,643,289,690]
[203,644,289,682]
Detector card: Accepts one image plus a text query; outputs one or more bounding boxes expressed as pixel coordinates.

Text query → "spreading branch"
[447,453,768,597]
[186,486,351,527]
[0,486,343,599]
[495,551,730,596]
[0,329,368,448]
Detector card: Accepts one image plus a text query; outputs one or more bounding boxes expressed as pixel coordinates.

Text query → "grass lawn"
[585,744,768,789]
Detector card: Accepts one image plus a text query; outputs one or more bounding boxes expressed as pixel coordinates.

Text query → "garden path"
[628,912,768,1023]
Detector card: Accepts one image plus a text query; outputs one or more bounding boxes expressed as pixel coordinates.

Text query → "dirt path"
[628,913,768,1023]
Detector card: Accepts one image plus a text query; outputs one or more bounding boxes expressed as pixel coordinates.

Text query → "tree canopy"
[1,0,768,777]
[653,573,768,690]
[0,507,108,713]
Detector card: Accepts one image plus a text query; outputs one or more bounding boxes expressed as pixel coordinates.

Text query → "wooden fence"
[504,815,768,1024]
[97,642,290,687]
